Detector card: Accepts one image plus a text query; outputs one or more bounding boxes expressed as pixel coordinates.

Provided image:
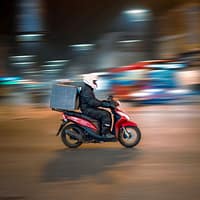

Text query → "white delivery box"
[50,84,79,111]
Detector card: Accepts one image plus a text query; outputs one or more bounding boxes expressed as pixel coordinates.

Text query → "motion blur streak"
[0,0,200,199]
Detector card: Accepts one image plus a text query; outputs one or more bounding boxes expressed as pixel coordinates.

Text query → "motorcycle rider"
[79,73,115,138]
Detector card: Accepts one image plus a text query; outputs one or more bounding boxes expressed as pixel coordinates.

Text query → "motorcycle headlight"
[116,100,121,106]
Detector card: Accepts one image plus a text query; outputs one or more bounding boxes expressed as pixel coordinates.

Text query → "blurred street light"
[117,39,141,43]
[43,64,64,67]
[43,60,69,68]
[46,60,69,64]
[123,9,151,22]
[16,33,44,42]
[43,69,62,73]
[10,55,36,60]
[12,62,36,66]
[124,9,149,15]
[69,44,95,51]
[69,44,95,48]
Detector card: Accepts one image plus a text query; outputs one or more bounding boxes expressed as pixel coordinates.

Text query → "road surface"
[0,104,200,200]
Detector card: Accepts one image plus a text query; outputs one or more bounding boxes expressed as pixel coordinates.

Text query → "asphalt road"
[0,104,200,200]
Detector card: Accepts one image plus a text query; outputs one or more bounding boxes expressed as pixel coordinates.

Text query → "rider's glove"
[109,102,116,109]
[102,100,116,109]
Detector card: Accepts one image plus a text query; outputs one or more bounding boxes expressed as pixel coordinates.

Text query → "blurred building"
[10,0,46,80]
[156,2,200,92]
[1,1,200,82]
[94,32,151,70]
[0,36,10,76]
[157,2,200,58]
[77,9,154,72]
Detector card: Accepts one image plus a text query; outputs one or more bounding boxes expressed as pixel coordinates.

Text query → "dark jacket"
[79,83,109,112]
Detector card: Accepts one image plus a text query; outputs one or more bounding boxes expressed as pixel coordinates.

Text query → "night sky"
[0,0,16,36]
[45,0,190,44]
[46,0,129,44]
[0,0,199,44]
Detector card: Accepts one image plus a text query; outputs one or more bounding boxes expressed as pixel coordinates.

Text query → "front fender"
[115,120,138,138]
[121,121,138,127]
[56,121,67,136]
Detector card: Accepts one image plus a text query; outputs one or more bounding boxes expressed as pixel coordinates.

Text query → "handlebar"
[107,95,120,108]
[107,95,114,101]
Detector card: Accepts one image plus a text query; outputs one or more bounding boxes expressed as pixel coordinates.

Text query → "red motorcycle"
[55,96,141,148]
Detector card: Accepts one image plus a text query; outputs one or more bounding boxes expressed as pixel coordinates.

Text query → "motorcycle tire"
[118,126,141,148]
[61,123,83,148]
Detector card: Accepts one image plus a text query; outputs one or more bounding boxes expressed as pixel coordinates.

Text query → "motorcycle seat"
[64,110,99,123]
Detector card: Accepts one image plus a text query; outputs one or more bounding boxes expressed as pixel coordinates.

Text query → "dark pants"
[82,108,111,134]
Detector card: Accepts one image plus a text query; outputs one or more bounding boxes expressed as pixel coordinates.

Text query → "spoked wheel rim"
[119,126,141,148]
[122,127,138,144]
[64,129,80,144]
[61,124,82,148]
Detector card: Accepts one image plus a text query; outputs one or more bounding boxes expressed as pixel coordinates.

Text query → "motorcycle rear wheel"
[118,126,141,148]
[61,123,83,148]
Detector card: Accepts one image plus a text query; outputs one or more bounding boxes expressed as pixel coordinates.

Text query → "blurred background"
[0,1,200,199]
[0,0,199,105]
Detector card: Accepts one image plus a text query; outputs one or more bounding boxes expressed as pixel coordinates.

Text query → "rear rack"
[52,108,67,112]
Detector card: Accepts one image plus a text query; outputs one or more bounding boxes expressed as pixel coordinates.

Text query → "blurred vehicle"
[0,76,21,98]
[177,50,200,67]
[177,50,200,93]
[109,60,190,104]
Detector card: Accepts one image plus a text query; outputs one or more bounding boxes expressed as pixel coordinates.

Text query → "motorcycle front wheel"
[61,123,83,148]
[118,126,141,148]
